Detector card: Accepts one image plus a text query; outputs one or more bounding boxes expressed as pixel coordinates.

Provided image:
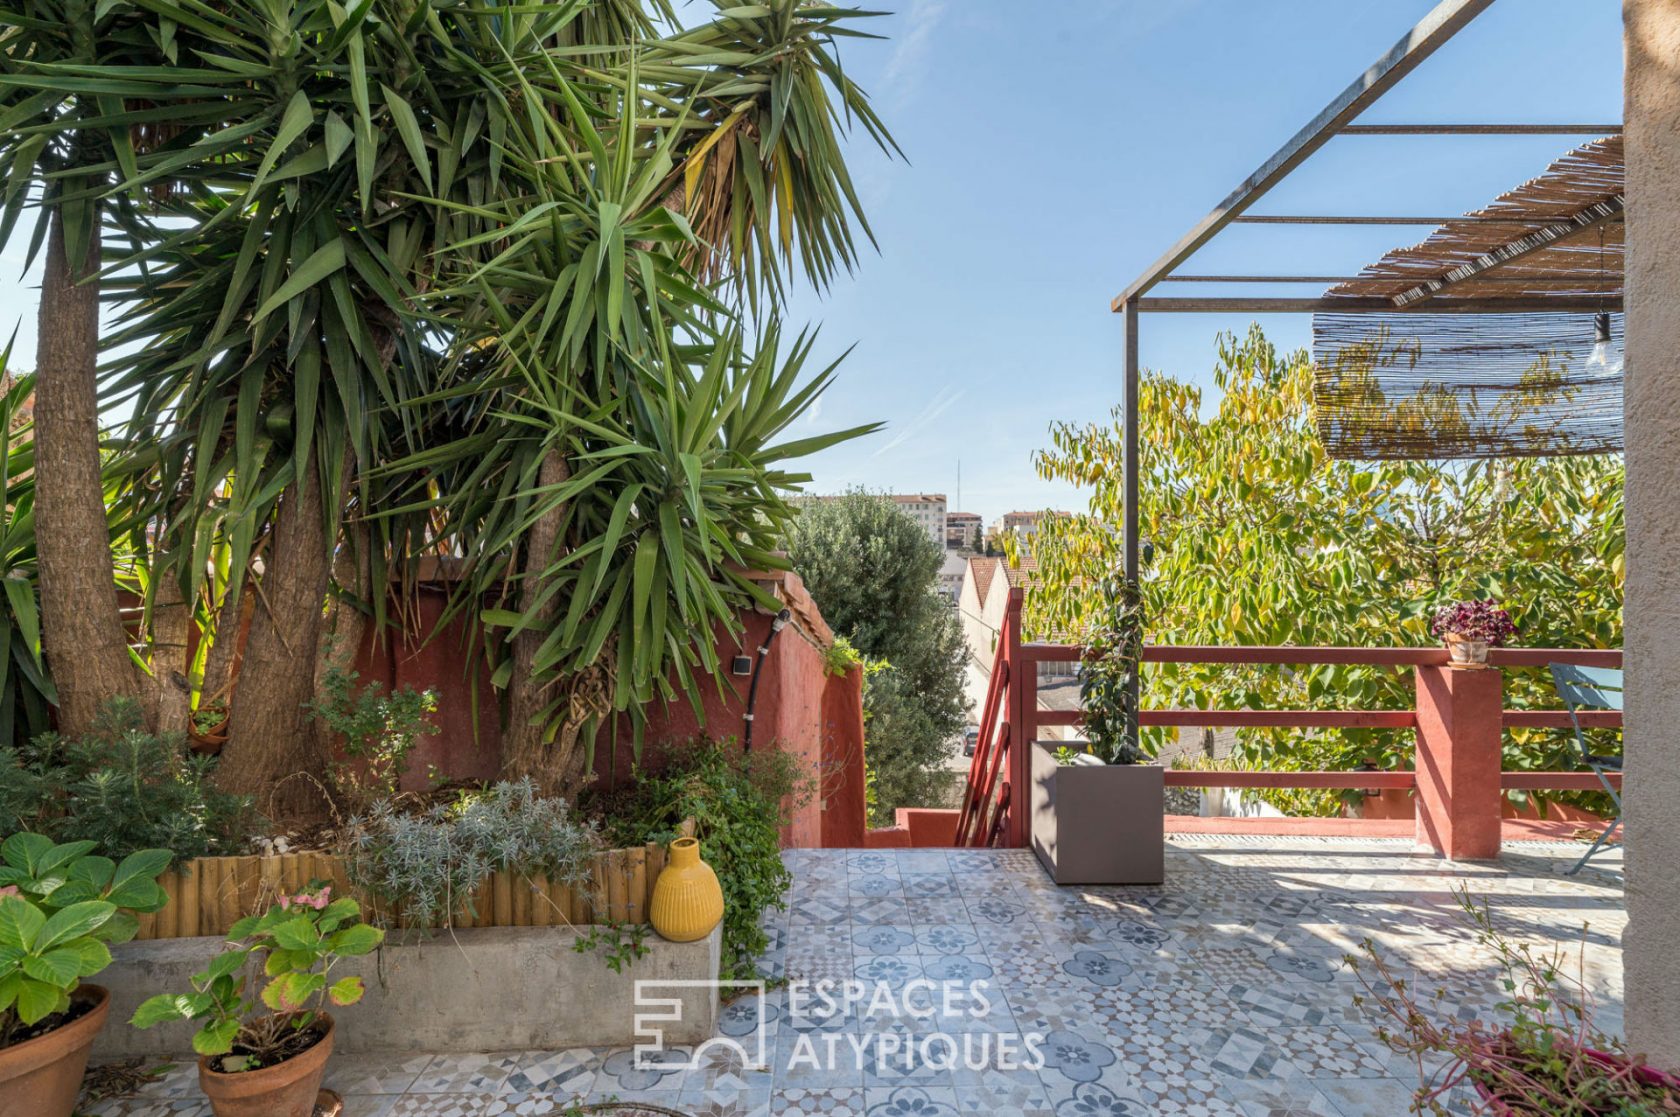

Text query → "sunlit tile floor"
[84,837,1624,1117]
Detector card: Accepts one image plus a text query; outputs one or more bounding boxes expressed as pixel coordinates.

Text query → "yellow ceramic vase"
[649,837,724,943]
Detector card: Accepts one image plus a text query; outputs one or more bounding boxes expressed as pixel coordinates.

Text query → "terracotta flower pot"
[1473,1046,1680,1113]
[197,1014,334,1117]
[649,837,723,942]
[0,984,109,1117]
[1444,633,1491,669]
[188,712,230,755]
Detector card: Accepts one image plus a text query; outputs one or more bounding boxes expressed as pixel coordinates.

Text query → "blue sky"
[774,0,1625,524]
[0,1,1624,526]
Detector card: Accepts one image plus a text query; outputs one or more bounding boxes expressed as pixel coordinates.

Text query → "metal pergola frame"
[1110,0,1622,722]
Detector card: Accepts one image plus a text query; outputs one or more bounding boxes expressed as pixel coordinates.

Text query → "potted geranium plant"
[133,885,383,1117]
[1430,599,1516,668]
[1349,886,1678,1114]
[0,835,171,1117]
[1031,569,1163,885]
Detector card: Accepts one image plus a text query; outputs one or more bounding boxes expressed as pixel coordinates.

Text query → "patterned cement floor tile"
[1309,1076,1431,1117]
[679,1085,773,1116]
[774,1086,870,1114]
[864,1084,962,1115]
[81,1098,213,1117]
[411,1051,518,1094]
[387,1093,497,1116]
[483,1090,588,1116]
[337,1096,404,1117]
[77,839,1625,1117]
[1220,1076,1343,1117]
[325,1051,435,1095]
[497,1048,599,1095]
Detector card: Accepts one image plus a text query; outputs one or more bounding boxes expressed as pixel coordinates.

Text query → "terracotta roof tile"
[968,557,999,606]
[1002,552,1040,588]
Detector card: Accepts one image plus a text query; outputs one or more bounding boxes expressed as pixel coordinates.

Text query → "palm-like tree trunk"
[217,457,338,818]
[502,448,573,794]
[33,206,143,733]
[147,574,193,737]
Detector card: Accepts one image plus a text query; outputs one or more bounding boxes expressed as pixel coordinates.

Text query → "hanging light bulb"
[1586,311,1624,376]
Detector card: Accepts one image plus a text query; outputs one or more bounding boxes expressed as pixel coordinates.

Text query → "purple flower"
[1430,599,1516,646]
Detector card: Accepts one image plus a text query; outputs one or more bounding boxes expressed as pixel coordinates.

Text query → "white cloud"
[880,0,949,111]
[872,382,964,457]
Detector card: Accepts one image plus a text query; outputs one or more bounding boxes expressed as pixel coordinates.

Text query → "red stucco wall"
[344,575,867,848]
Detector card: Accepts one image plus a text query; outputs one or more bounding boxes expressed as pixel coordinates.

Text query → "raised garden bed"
[94,924,722,1058]
[134,843,669,940]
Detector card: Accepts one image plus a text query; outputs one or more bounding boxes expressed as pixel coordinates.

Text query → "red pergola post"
[1413,664,1504,859]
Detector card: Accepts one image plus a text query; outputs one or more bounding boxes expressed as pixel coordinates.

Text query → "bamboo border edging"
[136,844,662,941]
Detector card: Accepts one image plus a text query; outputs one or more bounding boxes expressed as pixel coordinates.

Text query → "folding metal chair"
[1547,663,1624,875]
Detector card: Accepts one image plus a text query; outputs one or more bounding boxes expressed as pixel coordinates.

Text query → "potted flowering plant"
[1032,570,1163,885]
[1430,599,1516,668]
[0,835,171,1117]
[133,885,383,1117]
[1349,886,1678,1114]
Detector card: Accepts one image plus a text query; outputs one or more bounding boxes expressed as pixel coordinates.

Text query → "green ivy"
[1079,571,1145,765]
[594,740,811,981]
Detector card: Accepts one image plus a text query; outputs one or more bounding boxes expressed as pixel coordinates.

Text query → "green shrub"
[343,779,596,929]
[0,700,257,862]
[595,739,810,981]
[308,665,440,811]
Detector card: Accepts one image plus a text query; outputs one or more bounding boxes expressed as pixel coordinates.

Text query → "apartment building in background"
[945,511,983,550]
[891,493,947,549]
[1000,510,1043,538]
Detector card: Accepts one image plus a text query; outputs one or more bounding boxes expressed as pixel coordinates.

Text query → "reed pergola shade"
[1313,136,1625,459]
[1107,0,1619,733]
[1323,136,1623,308]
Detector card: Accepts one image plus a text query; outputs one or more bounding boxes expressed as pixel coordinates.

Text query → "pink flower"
[0,885,18,899]
[280,886,332,912]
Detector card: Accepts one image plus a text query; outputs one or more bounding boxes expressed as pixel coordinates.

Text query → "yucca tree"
[2,0,893,808]
[0,1,170,733]
[0,360,57,748]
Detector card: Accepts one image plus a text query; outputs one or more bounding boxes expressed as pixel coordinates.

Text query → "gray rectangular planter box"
[1031,741,1164,885]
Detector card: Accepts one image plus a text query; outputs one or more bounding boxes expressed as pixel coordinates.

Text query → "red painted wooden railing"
[954,587,1623,857]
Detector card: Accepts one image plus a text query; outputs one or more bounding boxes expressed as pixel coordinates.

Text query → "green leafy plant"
[189,707,228,737]
[594,740,809,981]
[1028,326,1623,806]
[0,362,55,752]
[1078,569,1146,765]
[0,699,257,862]
[573,918,652,974]
[342,780,596,929]
[1169,751,1344,817]
[1348,886,1676,1115]
[822,636,863,677]
[132,886,382,1071]
[0,835,171,1047]
[309,665,440,811]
